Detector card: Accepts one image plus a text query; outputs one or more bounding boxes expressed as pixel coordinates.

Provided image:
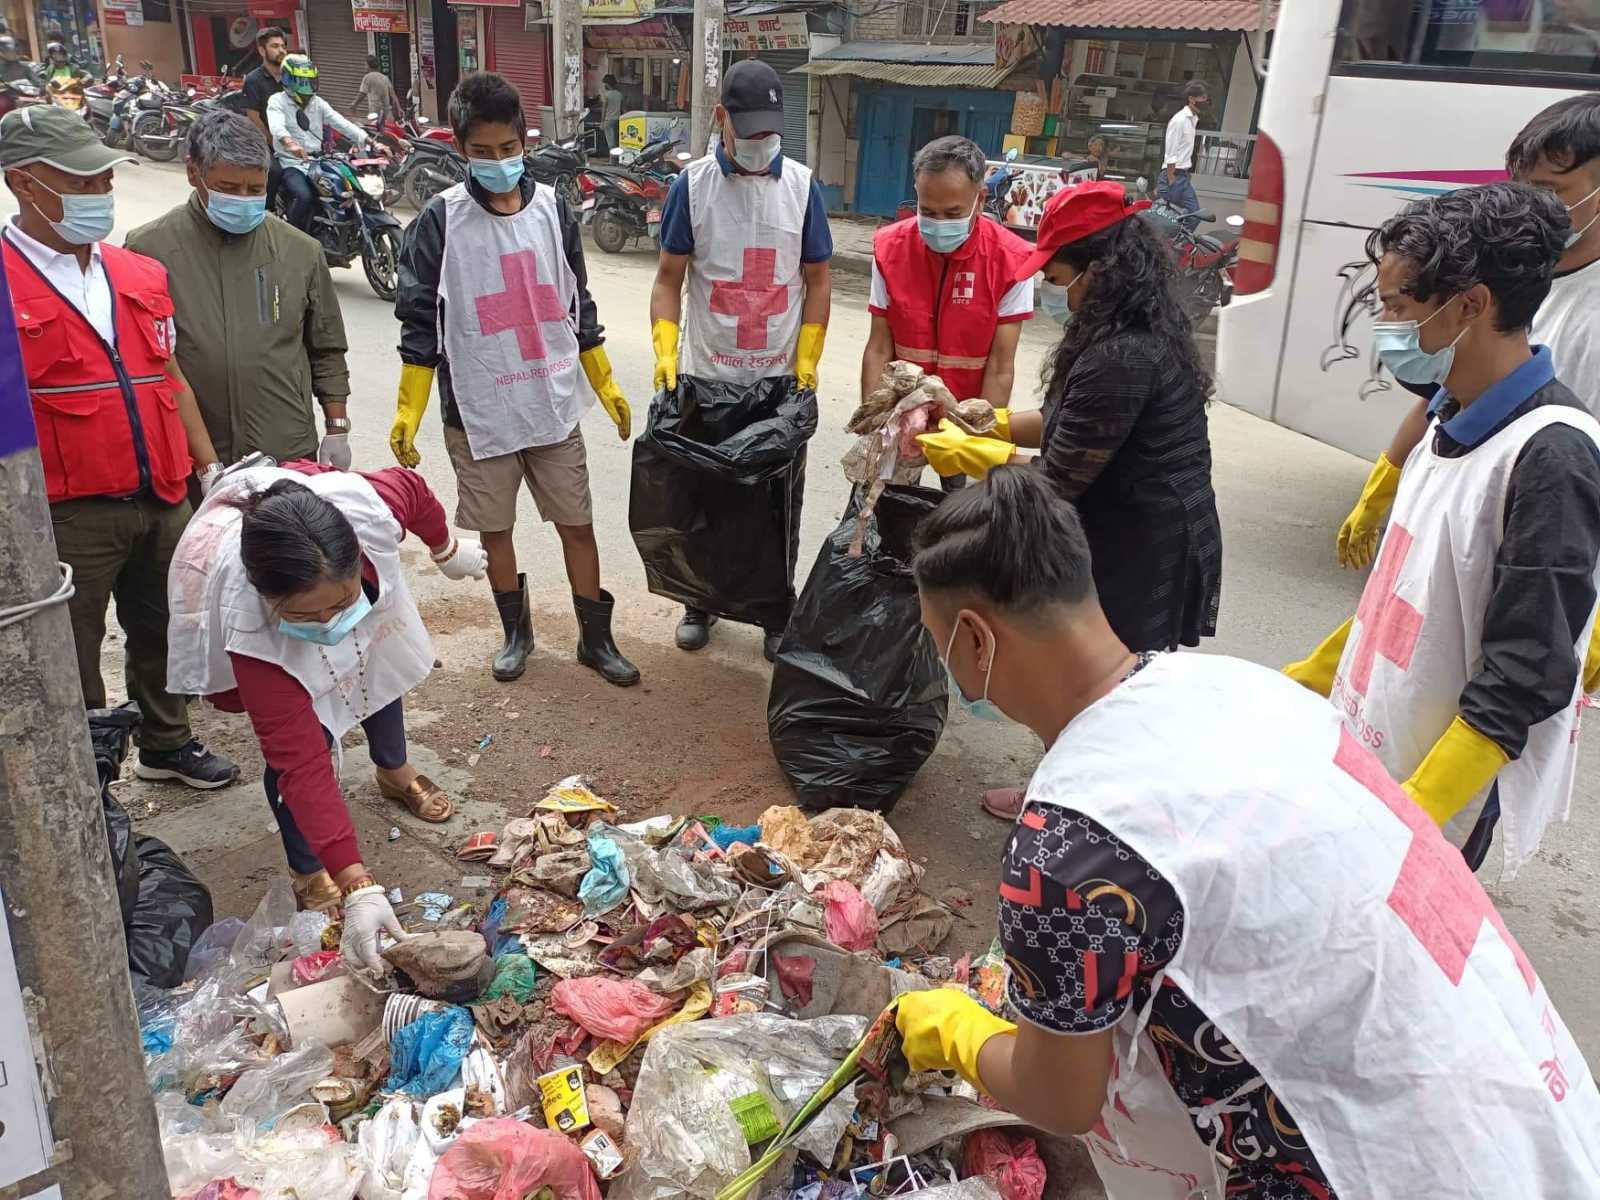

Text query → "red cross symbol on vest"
[1349,523,1424,696]
[475,250,568,363]
[1333,727,1536,993]
[709,246,789,351]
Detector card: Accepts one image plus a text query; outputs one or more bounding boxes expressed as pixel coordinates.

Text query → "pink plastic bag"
[821,880,879,952]
[550,975,679,1043]
[961,1128,1048,1200]
[291,950,344,986]
[428,1119,601,1200]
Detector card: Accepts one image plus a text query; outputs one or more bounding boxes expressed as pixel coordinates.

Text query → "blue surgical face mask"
[919,196,980,255]
[1565,182,1600,249]
[278,591,371,646]
[1038,270,1083,324]
[1373,297,1467,387]
[203,186,267,235]
[942,621,1006,723]
[32,178,115,245]
[469,152,525,194]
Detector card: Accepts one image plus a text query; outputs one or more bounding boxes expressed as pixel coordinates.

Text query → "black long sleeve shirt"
[1421,347,1600,758]
[394,173,602,431]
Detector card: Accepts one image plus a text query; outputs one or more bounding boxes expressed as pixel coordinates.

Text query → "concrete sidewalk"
[827,213,881,277]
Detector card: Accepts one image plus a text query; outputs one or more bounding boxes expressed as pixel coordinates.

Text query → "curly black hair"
[1040,214,1212,407]
[1364,181,1569,333]
[449,71,525,145]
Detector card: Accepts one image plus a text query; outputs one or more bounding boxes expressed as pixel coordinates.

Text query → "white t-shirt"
[1534,255,1600,415]
[868,258,1033,318]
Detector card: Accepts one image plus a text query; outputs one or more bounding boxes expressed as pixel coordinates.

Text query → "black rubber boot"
[575,589,640,687]
[491,574,534,682]
[676,607,717,652]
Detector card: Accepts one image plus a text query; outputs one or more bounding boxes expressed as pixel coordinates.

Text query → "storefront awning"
[797,41,1013,87]
[981,0,1270,32]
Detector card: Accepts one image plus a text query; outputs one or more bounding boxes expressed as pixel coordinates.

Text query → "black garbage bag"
[89,705,142,928]
[630,375,817,630]
[767,484,949,813]
[125,835,214,989]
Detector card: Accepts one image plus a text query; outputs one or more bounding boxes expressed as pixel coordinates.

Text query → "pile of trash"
[139,777,1082,1199]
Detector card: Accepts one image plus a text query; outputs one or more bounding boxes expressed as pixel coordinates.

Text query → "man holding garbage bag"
[646,59,833,662]
[894,466,1600,1198]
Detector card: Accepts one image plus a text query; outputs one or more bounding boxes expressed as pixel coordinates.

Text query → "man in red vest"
[862,135,1035,491]
[2,106,238,789]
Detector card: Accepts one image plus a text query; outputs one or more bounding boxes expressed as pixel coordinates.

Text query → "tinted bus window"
[1337,0,1600,79]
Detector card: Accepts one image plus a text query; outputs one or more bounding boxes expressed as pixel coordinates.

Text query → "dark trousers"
[266,158,284,209]
[266,696,408,874]
[281,166,317,233]
[50,495,193,751]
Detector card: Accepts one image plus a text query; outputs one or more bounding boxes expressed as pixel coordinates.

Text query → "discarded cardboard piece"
[277,974,386,1048]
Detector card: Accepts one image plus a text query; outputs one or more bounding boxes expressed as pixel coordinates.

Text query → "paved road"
[7,160,1597,1059]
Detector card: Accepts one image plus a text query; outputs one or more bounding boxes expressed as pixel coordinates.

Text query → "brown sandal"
[378,773,454,823]
[291,868,343,913]
[980,787,1026,821]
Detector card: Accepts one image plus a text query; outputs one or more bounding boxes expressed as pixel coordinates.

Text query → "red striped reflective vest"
[4,236,189,505]
[870,214,1034,401]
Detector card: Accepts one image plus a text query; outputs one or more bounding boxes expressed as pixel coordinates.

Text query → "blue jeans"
[280,166,317,234]
[266,696,408,874]
[1157,168,1199,214]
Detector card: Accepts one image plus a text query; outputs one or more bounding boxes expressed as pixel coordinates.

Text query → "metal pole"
[690,0,723,160]
[0,267,167,1196]
[550,0,584,142]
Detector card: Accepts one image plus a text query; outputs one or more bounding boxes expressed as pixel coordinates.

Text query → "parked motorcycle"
[276,151,404,301]
[582,165,667,254]
[396,132,466,210]
[527,129,585,208]
[83,55,123,140]
[0,75,43,120]
[1145,200,1244,319]
[126,76,192,161]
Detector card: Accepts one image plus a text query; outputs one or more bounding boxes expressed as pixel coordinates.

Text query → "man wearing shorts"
[391,71,637,687]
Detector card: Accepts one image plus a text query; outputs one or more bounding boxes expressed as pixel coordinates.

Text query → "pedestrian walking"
[126,111,354,471]
[1288,182,1600,877]
[167,461,484,947]
[356,54,403,124]
[390,72,637,688]
[600,73,623,157]
[649,58,833,660]
[1156,79,1207,214]
[863,135,1034,495]
[896,465,1600,1199]
[0,106,238,788]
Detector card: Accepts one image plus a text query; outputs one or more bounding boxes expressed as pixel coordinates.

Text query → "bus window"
[1336,0,1600,78]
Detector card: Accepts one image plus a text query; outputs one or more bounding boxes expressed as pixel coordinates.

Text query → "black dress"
[1039,329,1221,650]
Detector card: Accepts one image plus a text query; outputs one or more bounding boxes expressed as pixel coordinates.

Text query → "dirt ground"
[127,589,1014,958]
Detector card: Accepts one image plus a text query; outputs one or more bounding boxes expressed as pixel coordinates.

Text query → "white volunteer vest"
[438,182,585,458]
[1026,652,1600,1199]
[166,467,434,740]
[680,154,810,383]
[1330,404,1600,878]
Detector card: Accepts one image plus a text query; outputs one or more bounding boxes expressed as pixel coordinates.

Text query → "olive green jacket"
[126,195,351,462]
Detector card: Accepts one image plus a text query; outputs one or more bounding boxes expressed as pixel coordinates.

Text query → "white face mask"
[1565,182,1600,249]
[730,132,780,173]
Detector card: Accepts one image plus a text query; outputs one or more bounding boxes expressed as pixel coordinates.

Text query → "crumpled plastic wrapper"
[607,1013,868,1200]
[760,805,817,866]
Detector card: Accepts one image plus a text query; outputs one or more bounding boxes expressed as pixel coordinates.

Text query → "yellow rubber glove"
[652,319,680,394]
[1337,453,1402,569]
[1584,610,1600,695]
[989,407,1011,442]
[579,345,631,440]
[1402,715,1511,828]
[1283,617,1354,698]
[390,364,435,468]
[917,419,1015,480]
[795,322,826,391]
[895,989,1016,1093]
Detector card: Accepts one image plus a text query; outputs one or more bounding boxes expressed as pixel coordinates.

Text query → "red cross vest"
[437,182,583,459]
[870,215,1034,401]
[1331,405,1600,879]
[680,154,810,384]
[1029,652,1600,1199]
[3,235,189,505]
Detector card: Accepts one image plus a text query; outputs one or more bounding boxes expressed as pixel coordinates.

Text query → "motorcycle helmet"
[46,41,66,59]
[282,54,317,101]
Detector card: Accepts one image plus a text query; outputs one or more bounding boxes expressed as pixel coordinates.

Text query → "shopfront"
[188,2,302,78]
[485,0,547,116]
[721,11,809,159]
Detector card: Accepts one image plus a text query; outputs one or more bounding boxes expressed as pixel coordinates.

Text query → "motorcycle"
[396,131,466,210]
[1145,200,1245,320]
[581,165,667,254]
[127,77,195,161]
[276,151,404,301]
[83,56,123,140]
[526,128,585,208]
[0,75,43,119]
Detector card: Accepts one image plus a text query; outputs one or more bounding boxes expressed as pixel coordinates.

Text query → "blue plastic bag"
[578,833,630,917]
[710,822,760,850]
[388,1005,474,1095]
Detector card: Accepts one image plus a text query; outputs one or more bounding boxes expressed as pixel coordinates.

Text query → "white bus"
[1216,0,1598,461]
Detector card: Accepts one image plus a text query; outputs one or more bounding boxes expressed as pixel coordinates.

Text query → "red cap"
[1014,181,1151,280]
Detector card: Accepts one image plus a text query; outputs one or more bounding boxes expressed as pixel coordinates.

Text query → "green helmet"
[283,53,317,98]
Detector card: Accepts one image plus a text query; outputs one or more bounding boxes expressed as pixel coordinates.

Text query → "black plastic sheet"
[767,485,950,813]
[629,375,816,631]
[90,705,143,927]
[126,836,214,989]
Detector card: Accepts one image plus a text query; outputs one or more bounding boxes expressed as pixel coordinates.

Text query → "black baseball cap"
[721,59,783,138]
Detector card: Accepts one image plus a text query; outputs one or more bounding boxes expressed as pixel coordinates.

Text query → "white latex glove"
[431,537,488,581]
[318,432,352,470]
[341,885,406,980]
